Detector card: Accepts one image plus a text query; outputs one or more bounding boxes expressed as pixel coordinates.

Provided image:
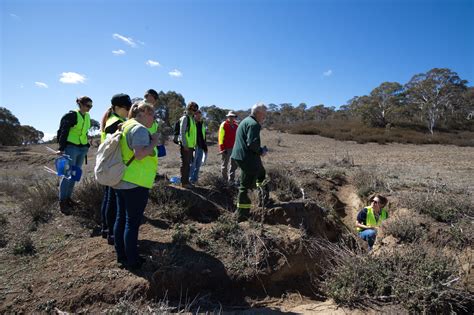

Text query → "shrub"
[171,224,192,245]
[351,169,389,199]
[149,181,190,223]
[323,244,472,313]
[267,168,302,201]
[74,176,103,225]
[21,179,57,224]
[13,235,36,255]
[382,214,425,243]
[0,176,26,199]
[399,190,473,223]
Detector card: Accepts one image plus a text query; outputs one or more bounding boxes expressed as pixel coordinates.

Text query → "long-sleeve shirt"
[231,115,262,170]
[57,111,89,151]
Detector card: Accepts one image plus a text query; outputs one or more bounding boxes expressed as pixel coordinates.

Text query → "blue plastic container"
[157,145,166,157]
[169,176,181,184]
[55,155,72,179]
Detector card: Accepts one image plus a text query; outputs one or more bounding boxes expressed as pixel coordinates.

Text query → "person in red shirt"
[218,111,239,184]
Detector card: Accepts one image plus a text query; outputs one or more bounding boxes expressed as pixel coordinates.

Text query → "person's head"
[111,93,132,117]
[76,96,93,113]
[194,109,202,122]
[250,102,267,124]
[226,110,237,123]
[101,94,131,131]
[187,101,199,115]
[128,101,155,128]
[144,89,159,106]
[369,194,388,212]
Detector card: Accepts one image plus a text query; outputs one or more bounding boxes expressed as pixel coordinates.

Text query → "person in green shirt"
[231,103,268,221]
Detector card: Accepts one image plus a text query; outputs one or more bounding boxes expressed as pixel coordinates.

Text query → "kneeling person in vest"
[356,194,388,251]
[113,101,159,270]
[56,96,93,215]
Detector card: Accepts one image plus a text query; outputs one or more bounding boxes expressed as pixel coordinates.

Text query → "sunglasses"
[83,103,93,109]
[371,200,380,204]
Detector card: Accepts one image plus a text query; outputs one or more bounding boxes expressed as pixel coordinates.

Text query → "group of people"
[56,91,272,269]
[56,92,388,270]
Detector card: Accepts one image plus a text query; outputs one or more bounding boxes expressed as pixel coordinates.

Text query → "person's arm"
[180,116,189,149]
[104,120,121,135]
[57,112,77,152]
[356,208,373,230]
[246,123,261,154]
[129,127,159,160]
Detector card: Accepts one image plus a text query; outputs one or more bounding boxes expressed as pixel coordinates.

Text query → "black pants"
[180,146,194,185]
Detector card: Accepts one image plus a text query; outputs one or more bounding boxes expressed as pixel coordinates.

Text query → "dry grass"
[322,243,473,313]
[350,168,390,199]
[284,119,474,146]
[21,179,57,224]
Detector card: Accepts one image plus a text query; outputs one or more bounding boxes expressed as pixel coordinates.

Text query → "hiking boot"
[59,200,72,215]
[107,235,115,245]
[67,198,79,207]
[101,229,108,239]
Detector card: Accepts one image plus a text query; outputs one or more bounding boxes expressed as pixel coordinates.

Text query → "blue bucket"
[169,176,181,184]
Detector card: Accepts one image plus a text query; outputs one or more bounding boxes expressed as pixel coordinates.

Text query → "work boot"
[59,200,72,215]
[67,198,79,207]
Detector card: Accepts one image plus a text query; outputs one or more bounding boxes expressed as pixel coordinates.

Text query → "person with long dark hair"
[99,94,132,244]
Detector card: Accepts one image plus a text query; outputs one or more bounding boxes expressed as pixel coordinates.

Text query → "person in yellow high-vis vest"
[113,101,159,270]
[178,102,198,188]
[99,94,132,245]
[356,194,389,251]
[56,96,93,215]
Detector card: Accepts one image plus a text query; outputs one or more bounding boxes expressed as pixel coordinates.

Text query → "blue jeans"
[59,144,88,201]
[359,229,377,250]
[100,186,117,236]
[114,187,149,266]
[190,147,204,183]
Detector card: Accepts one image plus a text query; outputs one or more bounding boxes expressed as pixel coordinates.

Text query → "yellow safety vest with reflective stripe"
[100,113,125,143]
[218,121,226,146]
[181,115,197,148]
[119,119,158,189]
[357,206,388,232]
[67,110,90,145]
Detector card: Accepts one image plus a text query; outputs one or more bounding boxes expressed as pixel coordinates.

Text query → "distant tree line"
[1,68,472,146]
[0,107,44,145]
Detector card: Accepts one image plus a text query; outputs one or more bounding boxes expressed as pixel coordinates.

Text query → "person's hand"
[56,150,64,155]
[220,150,226,155]
[150,133,160,147]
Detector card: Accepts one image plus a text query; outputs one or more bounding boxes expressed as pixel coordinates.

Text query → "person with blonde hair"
[113,101,159,269]
[356,194,389,251]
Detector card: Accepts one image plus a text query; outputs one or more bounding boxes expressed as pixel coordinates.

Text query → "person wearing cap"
[56,96,93,215]
[218,111,239,185]
[98,93,132,245]
[178,102,198,188]
[189,109,208,184]
[356,194,389,251]
[231,103,268,222]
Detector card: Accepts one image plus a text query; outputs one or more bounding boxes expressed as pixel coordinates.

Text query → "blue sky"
[1,0,473,139]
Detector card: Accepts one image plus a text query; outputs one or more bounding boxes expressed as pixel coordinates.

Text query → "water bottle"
[170,176,181,184]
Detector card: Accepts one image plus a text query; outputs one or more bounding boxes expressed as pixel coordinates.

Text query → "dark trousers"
[180,146,194,185]
[100,186,117,236]
[235,158,266,220]
[114,186,149,266]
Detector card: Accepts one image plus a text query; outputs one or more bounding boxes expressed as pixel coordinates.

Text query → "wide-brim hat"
[226,111,237,117]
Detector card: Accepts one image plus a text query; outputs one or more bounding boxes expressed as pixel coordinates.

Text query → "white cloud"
[35,81,48,88]
[112,49,126,55]
[112,33,137,47]
[59,72,86,84]
[323,69,333,77]
[146,60,161,67]
[10,13,20,20]
[169,69,183,77]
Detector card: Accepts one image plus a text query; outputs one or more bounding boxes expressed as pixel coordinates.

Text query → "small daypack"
[173,115,189,144]
[94,131,134,186]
